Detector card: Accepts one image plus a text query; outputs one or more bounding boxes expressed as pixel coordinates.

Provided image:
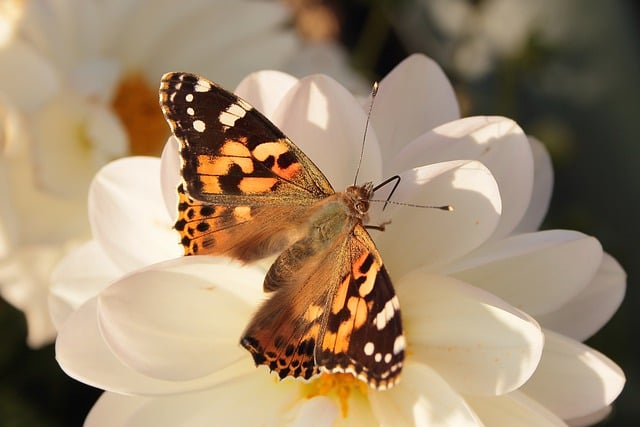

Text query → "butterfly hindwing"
[316,225,404,389]
[242,220,404,389]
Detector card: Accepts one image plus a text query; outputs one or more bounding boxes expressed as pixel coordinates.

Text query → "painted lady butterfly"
[159,73,405,389]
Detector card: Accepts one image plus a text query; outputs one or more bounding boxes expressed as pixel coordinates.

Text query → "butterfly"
[159,72,404,389]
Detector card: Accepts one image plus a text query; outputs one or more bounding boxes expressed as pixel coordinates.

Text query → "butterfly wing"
[160,73,334,261]
[241,223,404,389]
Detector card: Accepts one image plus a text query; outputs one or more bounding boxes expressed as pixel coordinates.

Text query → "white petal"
[445,230,603,316]
[85,392,151,427]
[97,257,263,381]
[117,372,301,427]
[372,54,460,164]
[0,245,64,347]
[375,160,501,276]
[290,396,339,427]
[31,94,104,198]
[284,42,368,95]
[159,137,182,222]
[85,103,128,163]
[465,391,567,427]
[565,406,612,427]
[49,239,121,329]
[399,273,543,395]
[369,362,481,427]
[272,74,383,191]
[56,295,253,395]
[520,330,625,421]
[234,70,299,118]
[0,39,59,110]
[512,137,553,233]
[537,253,626,341]
[391,116,534,240]
[88,157,182,272]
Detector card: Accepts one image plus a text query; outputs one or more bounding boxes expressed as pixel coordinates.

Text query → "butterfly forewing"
[160,73,332,205]
[160,72,405,389]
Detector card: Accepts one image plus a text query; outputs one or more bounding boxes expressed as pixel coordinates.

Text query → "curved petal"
[272,74,383,191]
[159,137,182,221]
[368,362,481,427]
[445,230,603,316]
[234,70,299,118]
[97,257,264,381]
[399,273,543,396]
[520,330,625,421]
[0,39,59,110]
[0,245,63,347]
[391,116,533,240]
[89,157,182,272]
[565,406,612,427]
[290,396,339,427]
[537,253,626,341]
[56,295,254,396]
[512,137,553,233]
[85,392,151,427]
[120,372,301,427]
[375,160,501,276]
[49,239,122,329]
[465,391,566,427]
[372,54,460,164]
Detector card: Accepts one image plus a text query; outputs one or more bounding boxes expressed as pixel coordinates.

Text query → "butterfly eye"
[355,201,369,215]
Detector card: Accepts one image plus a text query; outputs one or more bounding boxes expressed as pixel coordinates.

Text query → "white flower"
[53,55,624,425]
[0,0,363,347]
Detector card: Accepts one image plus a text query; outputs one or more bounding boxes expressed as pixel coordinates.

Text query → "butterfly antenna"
[369,199,454,211]
[353,81,379,186]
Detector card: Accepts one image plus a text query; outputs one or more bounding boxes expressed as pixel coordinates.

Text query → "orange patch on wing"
[331,278,350,314]
[199,176,223,194]
[238,177,278,194]
[274,161,301,181]
[347,296,368,329]
[322,331,338,352]
[354,253,378,298]
[197,154,253,175]
[252,140,289,161]
[220,139,251,157]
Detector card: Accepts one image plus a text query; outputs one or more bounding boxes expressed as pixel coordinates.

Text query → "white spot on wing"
[187,107,194,116]
[374,353,382,362]
[384,353,392,363]
[219,102,249,129]
[185,93,194,102]
[193,120,206,132]
[374,296,399,330]
[393,336,406,354]
[364,342,375,356]
[195,80,211,92]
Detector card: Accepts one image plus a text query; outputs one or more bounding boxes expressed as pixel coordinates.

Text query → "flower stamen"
[303,373,368,418]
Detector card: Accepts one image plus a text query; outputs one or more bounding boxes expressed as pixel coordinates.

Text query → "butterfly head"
[346,182,374,217]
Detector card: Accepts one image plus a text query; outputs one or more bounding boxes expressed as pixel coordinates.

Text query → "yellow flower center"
[302,373,368,418]
[112,73,169,156]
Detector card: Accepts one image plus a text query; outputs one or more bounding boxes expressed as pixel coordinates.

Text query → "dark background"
[1,1,638,425]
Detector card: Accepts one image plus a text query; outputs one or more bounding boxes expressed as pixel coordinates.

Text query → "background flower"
[0,0,364,349]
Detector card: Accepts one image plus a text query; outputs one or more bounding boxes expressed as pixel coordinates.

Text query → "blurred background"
[0,0,638,425]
